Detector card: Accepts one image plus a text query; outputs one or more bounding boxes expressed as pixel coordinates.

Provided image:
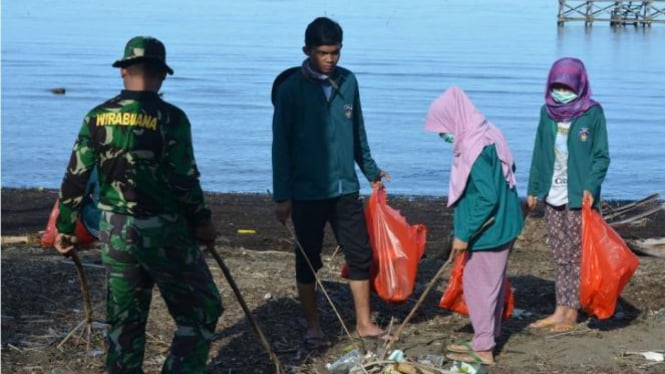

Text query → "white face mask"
[551,89,578,104]
[439,133,455,144]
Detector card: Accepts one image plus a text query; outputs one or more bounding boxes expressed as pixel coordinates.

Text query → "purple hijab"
[424,86,516,207]
[545,57,599,121]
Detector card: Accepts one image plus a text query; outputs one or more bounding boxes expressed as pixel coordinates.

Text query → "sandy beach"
[2,187,664,373]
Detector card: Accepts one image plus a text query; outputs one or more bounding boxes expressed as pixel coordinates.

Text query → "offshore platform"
[558,0,665,26]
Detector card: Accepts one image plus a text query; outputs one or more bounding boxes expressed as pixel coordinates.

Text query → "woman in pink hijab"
[424,86,524,366]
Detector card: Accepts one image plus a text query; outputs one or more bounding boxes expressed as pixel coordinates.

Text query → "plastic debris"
[626,351,665,362]
[449,360,487,374]
[642,351,664,362]
[387,349,406,362]
[511,308,533,319]
[414,353,446,367]
[326,348,363,374]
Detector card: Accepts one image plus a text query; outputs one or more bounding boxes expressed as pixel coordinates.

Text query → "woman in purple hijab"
[526,57,610,332]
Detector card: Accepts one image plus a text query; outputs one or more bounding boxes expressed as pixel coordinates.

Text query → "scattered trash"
[414,353,446,367]
[326,348,363,374]
[387,349,406,362]
[263,292,272,300]
[88,349,104,357]
[449,360,487,374]
[624,351,665,362]
[237,229,256,234]
[511,308,533,320]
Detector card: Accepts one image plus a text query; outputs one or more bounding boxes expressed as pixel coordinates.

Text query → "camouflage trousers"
[100,212,223,373]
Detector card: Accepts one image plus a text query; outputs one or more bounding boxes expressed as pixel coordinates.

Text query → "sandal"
[549,323,578,333]
[446,351,495,366]
[528,318,558,329]
[446,341,473,353]
[303,334,332,350]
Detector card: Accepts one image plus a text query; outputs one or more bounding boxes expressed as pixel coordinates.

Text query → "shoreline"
[2,187,665,373]
[2,186,659,204]
[2,187,663,256]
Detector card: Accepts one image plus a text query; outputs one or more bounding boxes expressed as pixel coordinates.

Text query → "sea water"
[2,0,664,199]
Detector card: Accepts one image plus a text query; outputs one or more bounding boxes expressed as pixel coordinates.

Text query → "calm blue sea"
[2,0,664,199]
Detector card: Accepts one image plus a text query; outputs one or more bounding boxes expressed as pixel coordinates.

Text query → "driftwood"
[608,204,664,228]
[602,193,664,228]
[627,238,665,259]
[603,193,660,220]
[1,236,30,245]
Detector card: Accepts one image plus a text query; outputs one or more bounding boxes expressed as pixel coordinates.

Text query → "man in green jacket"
[272,17,390,349]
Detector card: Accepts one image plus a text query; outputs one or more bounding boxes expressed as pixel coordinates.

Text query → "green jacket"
[454,145,524,250]
[56,90,210,234]
[527,105,610,210]
[272,66,380,201]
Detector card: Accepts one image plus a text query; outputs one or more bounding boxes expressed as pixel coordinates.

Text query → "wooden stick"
[207,244,284,374]
[386,217,495,352]
[282,223,363,352]
[57,319,86,349]
[60,259,105,269]
[386,257,453,353]
[57,250,93,352]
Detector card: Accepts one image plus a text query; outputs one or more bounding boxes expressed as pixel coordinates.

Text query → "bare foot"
[355,323,385,338]
[550,307,579,332]
[529,307,567,329]
[356,324,396,341]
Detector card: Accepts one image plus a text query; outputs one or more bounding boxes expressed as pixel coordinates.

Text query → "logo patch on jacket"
[578,128,590,142]
[344,104,353,119]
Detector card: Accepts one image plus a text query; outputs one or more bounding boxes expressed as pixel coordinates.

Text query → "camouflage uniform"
[56,36,222,373]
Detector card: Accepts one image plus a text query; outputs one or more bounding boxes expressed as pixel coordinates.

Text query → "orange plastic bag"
[342,187,427,303]
[439,252,514,320]
[580,198,639,319]
[41,199,96,247]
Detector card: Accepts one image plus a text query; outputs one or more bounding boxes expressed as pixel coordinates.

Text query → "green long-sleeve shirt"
[527,105,610,210]
[453,145,524,250]
[56,90,210,234]
[272,67,381,201]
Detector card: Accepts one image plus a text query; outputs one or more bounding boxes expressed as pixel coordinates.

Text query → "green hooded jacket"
[454,145,524,250]
[527,105,610,210]
[272,66,380,201]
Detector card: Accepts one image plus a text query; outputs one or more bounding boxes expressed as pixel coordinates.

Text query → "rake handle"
[207,244,283,373]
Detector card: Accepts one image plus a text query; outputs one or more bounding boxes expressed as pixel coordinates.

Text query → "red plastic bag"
[41,199,96,247]
[439,252,514,320]
[580,198,639,319]
[342,187,427,303]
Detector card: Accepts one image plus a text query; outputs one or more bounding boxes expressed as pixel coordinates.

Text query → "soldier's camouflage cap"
[112,36,174,75]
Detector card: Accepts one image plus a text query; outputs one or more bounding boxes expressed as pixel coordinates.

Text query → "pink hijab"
[424,86,516,207]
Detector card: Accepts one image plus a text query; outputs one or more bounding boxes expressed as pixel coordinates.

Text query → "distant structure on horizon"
[558,0,665,26]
